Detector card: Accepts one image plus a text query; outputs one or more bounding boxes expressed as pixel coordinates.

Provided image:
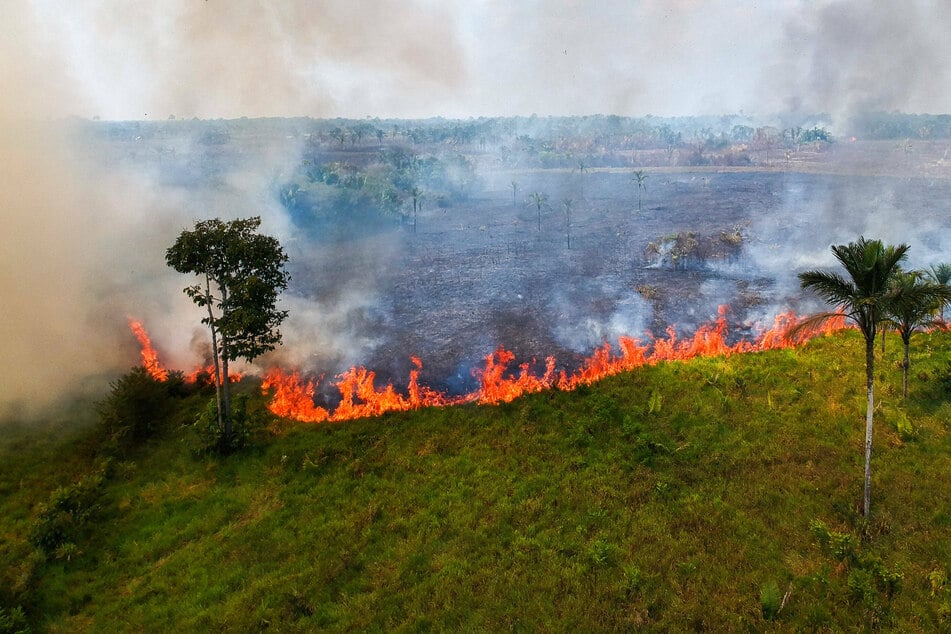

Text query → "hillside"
[3,330,951,631]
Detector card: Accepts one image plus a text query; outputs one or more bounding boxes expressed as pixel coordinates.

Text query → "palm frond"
[785,311,848,343]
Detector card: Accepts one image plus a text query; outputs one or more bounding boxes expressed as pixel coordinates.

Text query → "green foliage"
[809,518,903,622]
[0,605,29,634]
[3,330,951,630]
[759,580,782,620]
[27,461,109,559]
[190,393,272,455]
[97,367,185,445]
[166,216,290,364]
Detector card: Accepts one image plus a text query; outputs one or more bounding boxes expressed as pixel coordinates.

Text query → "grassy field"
[3,329,951,631]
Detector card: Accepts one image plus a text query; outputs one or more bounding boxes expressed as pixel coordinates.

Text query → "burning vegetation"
[129,308,846,424]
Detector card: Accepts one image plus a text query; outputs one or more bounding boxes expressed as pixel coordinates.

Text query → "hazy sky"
[5,0,951,121]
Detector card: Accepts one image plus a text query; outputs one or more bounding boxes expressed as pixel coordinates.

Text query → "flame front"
[129,307,852,425]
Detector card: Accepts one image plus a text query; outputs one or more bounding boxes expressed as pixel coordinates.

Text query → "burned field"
[281,163,951,398]
[90,118,951,399]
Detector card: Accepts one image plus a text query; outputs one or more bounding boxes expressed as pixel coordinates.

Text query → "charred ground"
[82,115,951,399]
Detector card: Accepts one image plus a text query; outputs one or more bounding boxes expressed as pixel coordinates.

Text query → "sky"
[4,0,951,122]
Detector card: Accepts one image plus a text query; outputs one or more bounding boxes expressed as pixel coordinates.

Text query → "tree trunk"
[220,285,232,449]
[902,337,910,399]
[863,337,875,519]
[205,275,224,436]
[221,337,231,448]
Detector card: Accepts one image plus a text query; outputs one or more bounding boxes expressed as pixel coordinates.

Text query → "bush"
[760,580,782,620]
[27,462,109,559]
[0,605,29,634]
[97,367,184,445]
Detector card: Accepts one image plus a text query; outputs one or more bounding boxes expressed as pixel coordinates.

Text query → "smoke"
[768,1,951,128]
[8,2,951,120]
[23,1,467,120]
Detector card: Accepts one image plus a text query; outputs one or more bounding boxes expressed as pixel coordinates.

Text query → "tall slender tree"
[528,191,548,232]
[575,160,588,200]
[884,270,951,397]
[926,262,951,320]
[166,217,290,450]
[410,187,423,234]
[631,170,648,211]
[798,237,908,518]
[562,197,574,249]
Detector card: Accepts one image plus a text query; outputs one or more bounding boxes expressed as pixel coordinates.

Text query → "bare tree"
[562,198,574,249]
[528,191,548,232]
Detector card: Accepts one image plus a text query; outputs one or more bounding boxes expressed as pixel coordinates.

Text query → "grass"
[3,329,951,631]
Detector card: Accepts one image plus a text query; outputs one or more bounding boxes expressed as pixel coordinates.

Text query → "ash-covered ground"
[84,119,951,399]
[280,168,951,397]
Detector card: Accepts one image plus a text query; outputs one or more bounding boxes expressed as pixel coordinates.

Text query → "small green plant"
[809,518,903,622]
[0,605,29,634]
[759,580,782,620]
[587,538,615,567]
[623,564,643,593]
[97,366,186,446]
[810,518,857,563]
[28,463,109,559]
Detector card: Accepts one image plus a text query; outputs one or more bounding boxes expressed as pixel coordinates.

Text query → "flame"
[473,347,556,404]
[260,369,329,422]
[127,318,169,381]
[129,306,853,425]
[127,319,242,385]
[261,357,458,422]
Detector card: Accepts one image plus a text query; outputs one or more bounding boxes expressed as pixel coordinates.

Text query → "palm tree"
[925,262,951,320]
[562,198,574,249]
[511,180,518,207]
[410,187,423,234]
[885,270,951,397]
[798,237,909,518]
[528,192,548,232]
[631,170,648,211]
[575,160,588,200]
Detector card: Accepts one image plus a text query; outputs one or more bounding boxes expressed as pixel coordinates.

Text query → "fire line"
[128,307,848,424]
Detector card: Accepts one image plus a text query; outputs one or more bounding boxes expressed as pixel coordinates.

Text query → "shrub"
[0,605,29,634]
[27,463,108,559]
[97,367,184,445]
[759,580,782,620]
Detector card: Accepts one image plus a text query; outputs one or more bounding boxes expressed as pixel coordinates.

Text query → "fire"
[261,369,329,422]
[474,348,556,404]
[127,318,169,381]
[261,357,458,422]
[126,319,242,385]
[129,307,852,425]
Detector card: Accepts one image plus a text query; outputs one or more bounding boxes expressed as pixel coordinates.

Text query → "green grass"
[3,330,951,631]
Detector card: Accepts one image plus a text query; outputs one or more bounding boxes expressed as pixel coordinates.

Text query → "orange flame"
[261,357,458,422]
[130,306,853,425]
[127,319,242,385]
[473,347,556,404]
[127,318,169,381]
